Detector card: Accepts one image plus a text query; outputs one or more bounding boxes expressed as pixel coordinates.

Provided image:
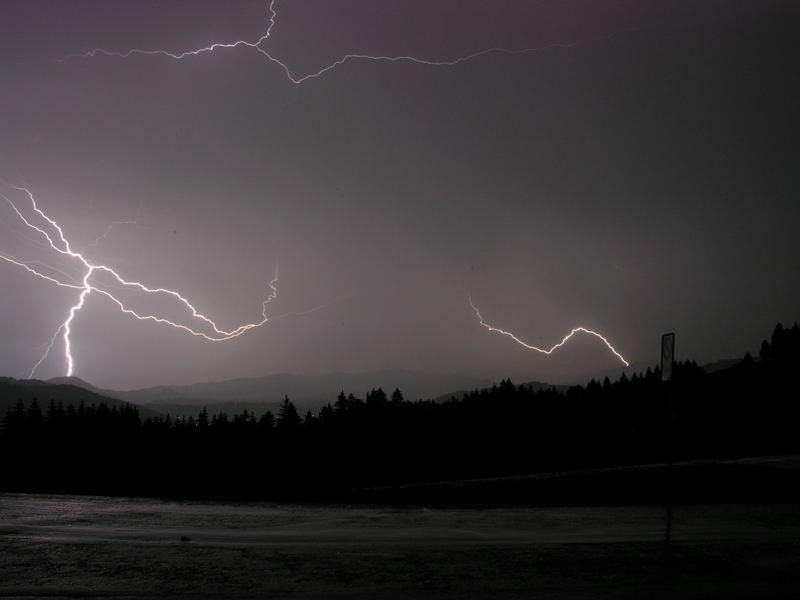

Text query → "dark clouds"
[1,0,798,389]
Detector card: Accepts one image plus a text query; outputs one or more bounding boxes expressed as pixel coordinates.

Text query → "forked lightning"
[58,0,630,84]
[1,183,281,378]
[468,296,629,366]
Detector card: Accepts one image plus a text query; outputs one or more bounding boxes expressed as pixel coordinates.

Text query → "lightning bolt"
[55,0,635,84]
[468,295,630,367]
[1,182,287,378]
[80,202,141,254]
[11,2,635,377]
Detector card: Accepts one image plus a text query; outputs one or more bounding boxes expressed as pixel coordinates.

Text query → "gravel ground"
[2,495,799,599]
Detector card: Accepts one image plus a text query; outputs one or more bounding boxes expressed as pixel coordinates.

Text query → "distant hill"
[431,380,569,404]
[699,358,742,373]
[567,360,651,386]
[46,376,119,397]
[0,377,160,419]
[18,358,742,420]
[58,370,505,417]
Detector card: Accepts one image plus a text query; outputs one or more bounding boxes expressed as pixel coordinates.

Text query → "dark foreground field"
[2,458,800,600]
[335,455,800,505]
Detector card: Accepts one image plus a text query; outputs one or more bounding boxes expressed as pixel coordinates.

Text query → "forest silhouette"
[2,323,798,502]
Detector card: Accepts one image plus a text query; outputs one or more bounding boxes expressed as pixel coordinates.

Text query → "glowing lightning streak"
[17,3,635,374]
[63,270,93,376]
[56,0,637,84]
[1,183,286,377]
[57,1,279,64]
[468,295,630,367]
[80,202,142,254]
[0,254,82,290]
[28,324,65,379]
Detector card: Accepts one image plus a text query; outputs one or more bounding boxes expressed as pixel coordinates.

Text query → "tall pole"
[661,333,675,467]
[661,333,675,542]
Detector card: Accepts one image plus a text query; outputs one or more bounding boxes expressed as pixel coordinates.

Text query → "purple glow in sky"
[1,0,798,389]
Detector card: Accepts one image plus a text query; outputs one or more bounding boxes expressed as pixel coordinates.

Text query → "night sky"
[1,0,798,390]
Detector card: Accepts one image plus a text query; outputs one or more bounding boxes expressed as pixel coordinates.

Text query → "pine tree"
[759,339,772,361]
[277,396,301,432]
[771,323,787,359]
[198,407,209,428]
[259,411,275,430]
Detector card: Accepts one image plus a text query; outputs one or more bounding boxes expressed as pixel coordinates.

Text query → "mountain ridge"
[0,377,161,418]
[2,356,745,420]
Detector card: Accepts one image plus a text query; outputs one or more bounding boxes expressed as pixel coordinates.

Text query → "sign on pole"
[661,333,675,382]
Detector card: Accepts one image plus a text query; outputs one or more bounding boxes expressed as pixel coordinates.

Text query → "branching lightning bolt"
[56,0,635,84]
[468,295,629,367]
[80,203,141,254]
[1,182,287,378]
[13,2,638,377]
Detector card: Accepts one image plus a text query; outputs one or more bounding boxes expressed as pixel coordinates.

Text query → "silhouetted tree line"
[2,322,798,500]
